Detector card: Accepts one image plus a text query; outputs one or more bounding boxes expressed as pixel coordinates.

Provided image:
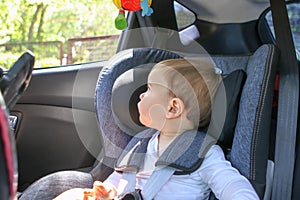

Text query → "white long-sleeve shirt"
[105,132,259,200]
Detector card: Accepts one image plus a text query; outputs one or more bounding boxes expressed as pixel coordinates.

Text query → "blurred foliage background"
[0,0,121,68]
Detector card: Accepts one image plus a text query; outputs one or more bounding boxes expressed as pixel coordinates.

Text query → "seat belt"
[118,166,175,200]
[141,166,175,200]
[269,0,299,199]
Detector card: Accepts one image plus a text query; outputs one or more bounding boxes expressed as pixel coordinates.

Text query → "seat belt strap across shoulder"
[141,166,175,200]
[270,0,299,199]
[118,172,137,197]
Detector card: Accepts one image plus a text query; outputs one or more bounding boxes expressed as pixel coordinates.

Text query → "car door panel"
[13,62,105,191]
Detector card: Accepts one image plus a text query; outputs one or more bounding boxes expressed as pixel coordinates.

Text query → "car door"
[13,61,108,191]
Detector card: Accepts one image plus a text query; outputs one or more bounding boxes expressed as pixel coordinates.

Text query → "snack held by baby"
[83,181,117,200]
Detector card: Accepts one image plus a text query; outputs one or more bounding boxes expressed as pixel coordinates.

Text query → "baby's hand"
[53,181,117,200]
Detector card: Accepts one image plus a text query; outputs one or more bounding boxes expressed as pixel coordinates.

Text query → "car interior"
[0,0,299,199]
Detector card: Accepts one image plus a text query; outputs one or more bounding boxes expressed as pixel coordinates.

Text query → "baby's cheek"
[148,104,167,130]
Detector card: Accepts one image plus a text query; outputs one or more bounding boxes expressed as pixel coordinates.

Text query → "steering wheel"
[0,50,35,110]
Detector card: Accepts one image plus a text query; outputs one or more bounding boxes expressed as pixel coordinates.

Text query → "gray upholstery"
[19,171,93,200]
[213,44,277,198]
[231,45,277,198]
[111,65,152,135]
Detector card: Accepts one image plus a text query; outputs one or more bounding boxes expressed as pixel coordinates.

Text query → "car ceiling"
[177,0,271,23]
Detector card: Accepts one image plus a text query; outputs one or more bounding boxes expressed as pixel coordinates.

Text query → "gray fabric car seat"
[92,44,278,199]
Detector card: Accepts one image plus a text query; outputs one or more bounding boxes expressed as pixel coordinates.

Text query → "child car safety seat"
[19,44,278,200]
[92,44,278,199]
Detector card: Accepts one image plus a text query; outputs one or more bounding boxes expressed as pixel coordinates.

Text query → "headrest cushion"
[209,70,246,149]
[111,65,153,135]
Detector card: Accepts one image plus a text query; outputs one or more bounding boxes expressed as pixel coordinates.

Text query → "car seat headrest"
[209,69,246,150]
[112,65,152,135]
[95,48,181,160]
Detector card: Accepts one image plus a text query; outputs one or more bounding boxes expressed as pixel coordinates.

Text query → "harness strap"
[118,172,136,197]
[115,129,213,199]
[118,166,176,200]
[141,166,175,200]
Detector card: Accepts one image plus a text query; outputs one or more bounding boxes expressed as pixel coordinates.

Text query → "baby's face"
[137,68,171,130]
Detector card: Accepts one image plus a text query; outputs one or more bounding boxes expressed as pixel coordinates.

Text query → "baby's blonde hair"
[152,58,221,129]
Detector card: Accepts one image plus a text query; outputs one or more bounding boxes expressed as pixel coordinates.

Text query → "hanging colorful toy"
[112,0,153,30]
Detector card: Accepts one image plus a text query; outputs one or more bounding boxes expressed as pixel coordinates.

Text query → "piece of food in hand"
[92,181,117,200]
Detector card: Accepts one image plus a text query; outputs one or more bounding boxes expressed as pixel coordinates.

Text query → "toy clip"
[113,0,153,30]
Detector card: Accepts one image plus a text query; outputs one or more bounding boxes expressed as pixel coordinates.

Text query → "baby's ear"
[166,98,184,119]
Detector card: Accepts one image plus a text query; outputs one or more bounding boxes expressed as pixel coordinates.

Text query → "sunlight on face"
[137,68,171,130]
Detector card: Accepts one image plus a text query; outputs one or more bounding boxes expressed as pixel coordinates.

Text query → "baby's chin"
[138,116,148,127]
[139,116,157,129]
[139,117,166,131]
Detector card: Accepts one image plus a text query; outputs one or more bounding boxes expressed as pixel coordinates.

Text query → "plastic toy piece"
[113,0,153,30]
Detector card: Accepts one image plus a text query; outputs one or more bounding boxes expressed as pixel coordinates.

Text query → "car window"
[0,0,121,69]
[174,1,196,30]
[264,2,300,60]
